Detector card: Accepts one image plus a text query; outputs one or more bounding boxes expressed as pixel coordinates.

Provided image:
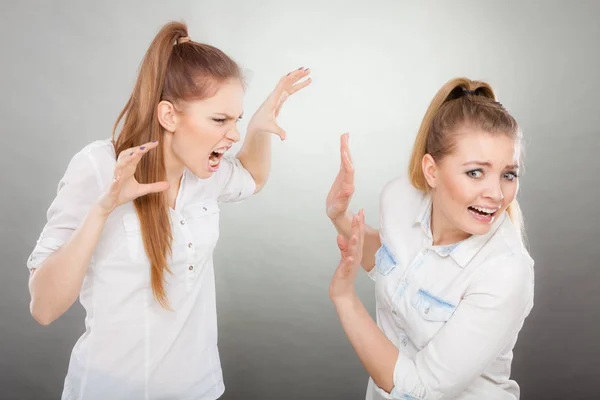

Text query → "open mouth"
[467,206,498,222]
[208,147,228,170]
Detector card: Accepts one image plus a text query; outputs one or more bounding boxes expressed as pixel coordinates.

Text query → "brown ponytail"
[112,21,242,308]
[408,77,525,239]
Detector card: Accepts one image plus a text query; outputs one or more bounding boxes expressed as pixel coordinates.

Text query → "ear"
[157,100,177,133]
[421,154,439,189]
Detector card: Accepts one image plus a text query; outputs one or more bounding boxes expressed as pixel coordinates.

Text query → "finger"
[284,67,310,83]
[271,68,310,105]
[341,133,354,166]
[349,215,360,257]
[137,181,170,197]
[287,77,312,95]
[358,209,366,250]
[269,123,286,141]
[118,140,159,161]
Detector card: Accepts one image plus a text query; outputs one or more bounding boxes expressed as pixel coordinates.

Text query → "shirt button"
[188,265,194,271]
[424,307,430,314]
[188,243,193,248]
[392,310,398,316]
[402,338,408,346]
[202,206,207,211]
[180,220,185,225]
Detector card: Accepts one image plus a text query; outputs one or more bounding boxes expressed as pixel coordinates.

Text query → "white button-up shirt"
[366,176,534,400]
[27,139,256,400]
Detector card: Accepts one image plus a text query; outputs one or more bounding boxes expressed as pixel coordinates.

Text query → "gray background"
[1,0,599,399]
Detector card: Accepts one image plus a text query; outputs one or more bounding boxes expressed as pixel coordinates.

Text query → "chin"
[186,162,213,179]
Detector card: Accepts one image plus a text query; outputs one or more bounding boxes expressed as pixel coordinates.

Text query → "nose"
[484,180,504,203]
[226,126,240,143]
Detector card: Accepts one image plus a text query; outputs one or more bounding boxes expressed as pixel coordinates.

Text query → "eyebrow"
[215,112,244,120]
[463,161,520,169]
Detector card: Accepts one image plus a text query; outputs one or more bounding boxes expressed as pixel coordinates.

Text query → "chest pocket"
[122,213,147,263]
[408,288,457,349]
[184,200,220,250]
[374,243,398,275]
[122,212,189,265]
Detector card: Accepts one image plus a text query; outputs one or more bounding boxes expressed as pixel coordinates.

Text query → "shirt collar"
[415,192,506,268]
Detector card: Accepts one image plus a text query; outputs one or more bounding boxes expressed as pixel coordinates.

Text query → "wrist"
[331,291,359,309]
[329,210,351,224]
[91,202,113,220]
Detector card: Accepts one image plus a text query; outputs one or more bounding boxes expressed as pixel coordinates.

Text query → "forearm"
[333,293,399,393]
[29,203,109,325]
[331,211,381,272]
[236,130,272,193]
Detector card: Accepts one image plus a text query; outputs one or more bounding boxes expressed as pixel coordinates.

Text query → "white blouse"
[27,139,256,400]
[366,176,534,400]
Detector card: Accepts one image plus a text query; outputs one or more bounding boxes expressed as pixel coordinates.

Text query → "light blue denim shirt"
[366,176,534,400]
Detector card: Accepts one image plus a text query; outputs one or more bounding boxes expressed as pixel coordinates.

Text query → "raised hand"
[97,141,170,214]
[247,67,312,140]
[326,133,355,220]
[329,210,365,301]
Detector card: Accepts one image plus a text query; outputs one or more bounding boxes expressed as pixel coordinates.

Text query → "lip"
[467,206,498,224]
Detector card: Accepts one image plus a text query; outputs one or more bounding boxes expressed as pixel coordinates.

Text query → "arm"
[236,130,272,193]
[28,141,168,325]
[29,204,110,325]
[237,67,311,193]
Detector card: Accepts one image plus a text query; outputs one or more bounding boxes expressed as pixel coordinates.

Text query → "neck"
[161,134,185,208]
[430,196,471,246]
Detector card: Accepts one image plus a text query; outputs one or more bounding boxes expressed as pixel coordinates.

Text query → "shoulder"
[62,139,116,189]
[379,174,427,222]
[380,174,424,207]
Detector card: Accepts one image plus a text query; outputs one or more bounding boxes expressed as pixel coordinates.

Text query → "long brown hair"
[111,21,242,308]
[408,77,525,238]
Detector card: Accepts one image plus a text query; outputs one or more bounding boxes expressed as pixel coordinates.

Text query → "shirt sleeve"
[375,254,534,400]
[26,150,103,270]
[215,154,257,203]
[367,178,398,282]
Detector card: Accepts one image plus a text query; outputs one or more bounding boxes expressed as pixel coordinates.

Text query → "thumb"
[271,123,287,141]
[138,181,170,197]
[337,234,349,258]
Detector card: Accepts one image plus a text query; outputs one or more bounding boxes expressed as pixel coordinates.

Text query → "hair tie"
[176,36,191,45]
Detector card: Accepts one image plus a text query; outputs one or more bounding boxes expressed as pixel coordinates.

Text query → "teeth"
[213,147,227,155]
[209,157,219,167]
[471,206,496,214]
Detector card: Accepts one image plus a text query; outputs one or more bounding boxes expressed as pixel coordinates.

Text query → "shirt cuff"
[373,352,427,400]
[366,266,377,281]
[26,237,64,270]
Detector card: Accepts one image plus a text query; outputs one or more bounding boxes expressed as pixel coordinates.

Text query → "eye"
[212,118,226,124]
[466,169,483,179]
[504,171,519,181]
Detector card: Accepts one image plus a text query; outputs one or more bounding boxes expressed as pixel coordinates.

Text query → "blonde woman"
[327,79,533,400]
[27,21,310,400]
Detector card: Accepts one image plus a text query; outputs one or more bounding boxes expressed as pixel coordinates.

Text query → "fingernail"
[152,140,158,143]
[140,146,145,150]
[298,67,303,70]
[130,152,134,156]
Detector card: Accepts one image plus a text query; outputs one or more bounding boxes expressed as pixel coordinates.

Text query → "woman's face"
[423,127,520,243]
[165,78,245,179]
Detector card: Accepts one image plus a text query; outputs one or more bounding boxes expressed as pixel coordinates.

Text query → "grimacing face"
[422,127,520,244]
[162,78,245,179]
